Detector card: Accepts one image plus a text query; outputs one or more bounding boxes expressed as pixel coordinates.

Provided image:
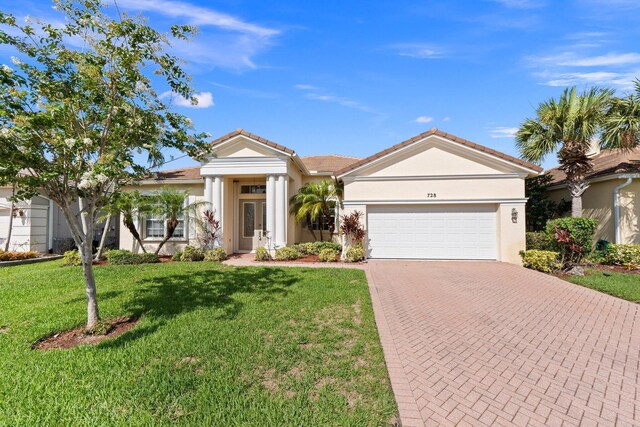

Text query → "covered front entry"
[366,204,497,260]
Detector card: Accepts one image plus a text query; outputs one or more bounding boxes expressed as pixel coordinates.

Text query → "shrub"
[255,246,271,261]
[0,250,39,262]
[546,217,598,264]
[604,244,640,267]
[62,250,82,266]
[291,242,314,255]
[526,232,550,251]
[345,243,365,263]
[520,250,561,273]
[171,250,183,261]
[105,249,158,265]
[340,211,365,245]
[181,246,205,262]
[318,248,339,262]
[312,241,342,254]
[274,246,301,261]
[138,253,160,264]
[205,248,227,262]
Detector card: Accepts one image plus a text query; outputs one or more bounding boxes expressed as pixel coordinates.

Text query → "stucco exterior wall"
[547,179,636,244]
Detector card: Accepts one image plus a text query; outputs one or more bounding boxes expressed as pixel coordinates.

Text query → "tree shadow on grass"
[99,266,297,348]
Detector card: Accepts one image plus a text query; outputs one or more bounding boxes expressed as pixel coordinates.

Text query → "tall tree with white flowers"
[0,0,211,330]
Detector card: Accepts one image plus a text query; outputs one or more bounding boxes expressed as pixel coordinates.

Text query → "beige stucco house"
[547,146,640,244]
[120,128,541,264]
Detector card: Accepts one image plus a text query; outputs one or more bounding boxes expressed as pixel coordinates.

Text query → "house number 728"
[426,193,437,198]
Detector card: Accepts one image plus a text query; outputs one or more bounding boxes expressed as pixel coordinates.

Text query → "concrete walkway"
[366,260,640,426]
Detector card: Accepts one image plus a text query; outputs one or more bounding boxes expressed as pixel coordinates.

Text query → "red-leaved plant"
[553,225,584,265]
[340,211,365,245]
[202,210,222,249]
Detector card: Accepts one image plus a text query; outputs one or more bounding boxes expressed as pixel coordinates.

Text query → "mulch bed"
[32,316,139,350]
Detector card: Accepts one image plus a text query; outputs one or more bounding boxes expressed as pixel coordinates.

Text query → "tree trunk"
[567,181,589,218]
[94,213,111,260]
[123,217,147,253]
[3,185,15,252]
[154,217,178,255]
[58,200,100,330]
[79,238,100,330]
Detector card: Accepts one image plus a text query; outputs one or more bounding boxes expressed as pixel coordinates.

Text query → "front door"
[239,199,267,251]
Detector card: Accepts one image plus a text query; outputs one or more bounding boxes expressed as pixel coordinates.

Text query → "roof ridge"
[335,129,541,176]
[302,154,362,159]
[209,129,296,155]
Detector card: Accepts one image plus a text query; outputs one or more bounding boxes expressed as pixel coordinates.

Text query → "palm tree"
[516,87,614,217]
[150,186,203,255]
[602,79,640,151]
[108,190,151,253]
[289,179,339,241]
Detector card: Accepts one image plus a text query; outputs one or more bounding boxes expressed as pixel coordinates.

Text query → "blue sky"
[7,0,640,170]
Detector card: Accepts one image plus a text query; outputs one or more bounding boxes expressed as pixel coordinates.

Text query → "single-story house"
[122,128,541,264]
[547,145,640,244]
[0,188,118,253]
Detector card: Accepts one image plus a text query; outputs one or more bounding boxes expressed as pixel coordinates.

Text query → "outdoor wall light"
[511,208,518,223]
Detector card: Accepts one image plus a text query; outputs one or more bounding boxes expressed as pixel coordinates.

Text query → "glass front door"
[239,199,266,251]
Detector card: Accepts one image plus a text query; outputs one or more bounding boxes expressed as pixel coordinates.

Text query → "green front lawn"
[566,268,640,303]
[0,261,396,426]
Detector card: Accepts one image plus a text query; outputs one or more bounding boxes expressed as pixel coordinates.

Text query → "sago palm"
[516,86,614,217]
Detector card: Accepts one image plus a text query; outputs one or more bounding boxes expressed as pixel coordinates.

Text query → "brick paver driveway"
[365,260,640,426]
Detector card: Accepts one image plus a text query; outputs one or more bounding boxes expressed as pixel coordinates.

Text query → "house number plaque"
[426,193,437,198]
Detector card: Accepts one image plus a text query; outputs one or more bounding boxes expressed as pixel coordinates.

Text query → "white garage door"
[367,205,497,260]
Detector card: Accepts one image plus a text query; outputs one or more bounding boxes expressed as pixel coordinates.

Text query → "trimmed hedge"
[318,248,339,262]
[520,250,561,273]
[181,246,205,262]
[546,217,598,263]
[0,250,39,262]
[254,246,270,261]
[62,250,81,266]
[106,249,159,265]
[345,244,365,263]
[204,248,227,262]
[526,232,550,251]
[292,241,342,255]
[274,247,301,261]
[604,244,640,266]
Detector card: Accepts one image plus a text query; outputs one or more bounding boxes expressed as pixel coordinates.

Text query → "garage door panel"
[367,205,497,260]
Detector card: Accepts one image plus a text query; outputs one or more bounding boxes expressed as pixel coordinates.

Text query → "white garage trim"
[344,198,527,206]
[367,204,497,260]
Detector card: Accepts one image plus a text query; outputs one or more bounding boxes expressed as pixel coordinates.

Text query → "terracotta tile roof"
[548,147,640,185]
[209,128,296,155]
[301,155,361,174]
[152,167,202,181]
[335,128,543,176]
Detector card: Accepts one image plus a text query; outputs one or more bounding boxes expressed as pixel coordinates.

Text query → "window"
[305,214,335,231]
[143,209,186,240]
[240,185,266,194]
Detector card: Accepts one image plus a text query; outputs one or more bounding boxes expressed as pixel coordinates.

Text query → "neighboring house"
[122,128,541,264]
[547,146,640,244]
[0,187,118,253]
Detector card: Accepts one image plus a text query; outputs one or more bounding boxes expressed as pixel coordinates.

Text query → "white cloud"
[117,0,278,37]
[489,127,519,138]
[390,43,445,59]
[294,84,320,91]
[529,52,640,67]
[117,0,279,70]
[295,85,383,116]
[160,91,214,108]
[413,116,433,123]
[534,70,638,89]
[442,117,451,122]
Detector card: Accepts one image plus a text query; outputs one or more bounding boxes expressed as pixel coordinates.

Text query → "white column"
[212,176,222,247]
[212,176,222,222]
[204,176,213,206]
[276,175,286,247]
[266,174,276,248]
